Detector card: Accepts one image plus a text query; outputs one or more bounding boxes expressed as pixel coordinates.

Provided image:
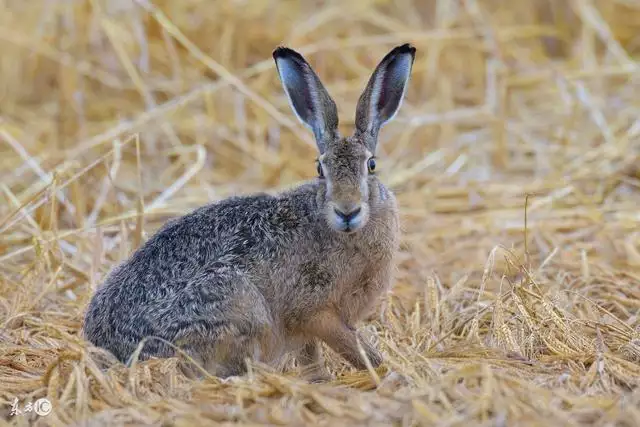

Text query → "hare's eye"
[316,161,324,178]
[367,157,376,174]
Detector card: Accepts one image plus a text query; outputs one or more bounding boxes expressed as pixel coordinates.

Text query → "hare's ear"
[355,44,416,151]
[273,47,339,154]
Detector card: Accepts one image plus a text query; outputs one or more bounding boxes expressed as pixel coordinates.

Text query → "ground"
[1,1,639,426]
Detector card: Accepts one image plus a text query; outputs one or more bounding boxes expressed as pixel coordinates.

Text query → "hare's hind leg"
[202,319,271,378]
[169,266,275,379]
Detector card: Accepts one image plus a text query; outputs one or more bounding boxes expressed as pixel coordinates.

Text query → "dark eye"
[367,157,376,174]
[316,161,324,178]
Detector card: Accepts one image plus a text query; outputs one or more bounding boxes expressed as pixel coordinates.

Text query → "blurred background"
[1,0,640,425]
[2,0,639,286]
[1,0,639,245]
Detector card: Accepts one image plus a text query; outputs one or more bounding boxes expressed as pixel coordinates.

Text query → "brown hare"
[83,44,416,382]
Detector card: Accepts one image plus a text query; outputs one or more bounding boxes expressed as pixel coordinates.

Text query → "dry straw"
[1,0,640,425]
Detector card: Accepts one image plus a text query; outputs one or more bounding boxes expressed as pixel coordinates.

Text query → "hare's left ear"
[273,47,339,154]
[354,44,416,151]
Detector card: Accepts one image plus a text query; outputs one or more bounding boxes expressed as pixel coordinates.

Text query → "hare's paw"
[215,358,249,379]
[364,345,384,368]
[304,368,334,384]
[379,370,410,390]
[219,375,245,384]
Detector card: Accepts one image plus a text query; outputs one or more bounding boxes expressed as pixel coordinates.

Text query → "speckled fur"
[83,44,416,381]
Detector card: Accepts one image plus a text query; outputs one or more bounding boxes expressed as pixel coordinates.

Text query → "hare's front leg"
[297,339,333,383]
[306,311,383,371]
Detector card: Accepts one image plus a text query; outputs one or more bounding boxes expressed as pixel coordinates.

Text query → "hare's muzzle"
[330,203,366,233]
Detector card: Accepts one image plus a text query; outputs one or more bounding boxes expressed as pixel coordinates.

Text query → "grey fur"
[82,44,416,381]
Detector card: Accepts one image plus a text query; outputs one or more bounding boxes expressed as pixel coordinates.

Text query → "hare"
[83,43,416,381]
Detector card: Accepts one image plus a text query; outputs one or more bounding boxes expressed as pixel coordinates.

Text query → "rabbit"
[82,43,416,382]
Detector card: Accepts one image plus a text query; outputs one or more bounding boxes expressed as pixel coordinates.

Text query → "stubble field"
[1,1,640,425]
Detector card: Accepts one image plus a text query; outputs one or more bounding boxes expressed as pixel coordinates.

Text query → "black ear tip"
[273,46,289,58]
[395,43,417,57]
[379,43,416,65]
[273,46,306,63]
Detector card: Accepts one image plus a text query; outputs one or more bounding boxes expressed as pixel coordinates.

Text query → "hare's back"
[114,189,316,287]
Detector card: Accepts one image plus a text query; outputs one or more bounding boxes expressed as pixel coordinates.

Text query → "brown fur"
[82,44,416,381]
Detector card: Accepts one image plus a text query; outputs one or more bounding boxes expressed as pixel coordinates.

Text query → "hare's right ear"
[273,47,338,154]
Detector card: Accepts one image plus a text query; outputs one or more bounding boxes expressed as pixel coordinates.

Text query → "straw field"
[1,0,640,425]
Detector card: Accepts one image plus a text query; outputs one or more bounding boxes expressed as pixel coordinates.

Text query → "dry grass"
[1,0,640,425]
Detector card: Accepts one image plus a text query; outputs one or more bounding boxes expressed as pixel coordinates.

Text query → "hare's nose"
[334,206,362,222]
